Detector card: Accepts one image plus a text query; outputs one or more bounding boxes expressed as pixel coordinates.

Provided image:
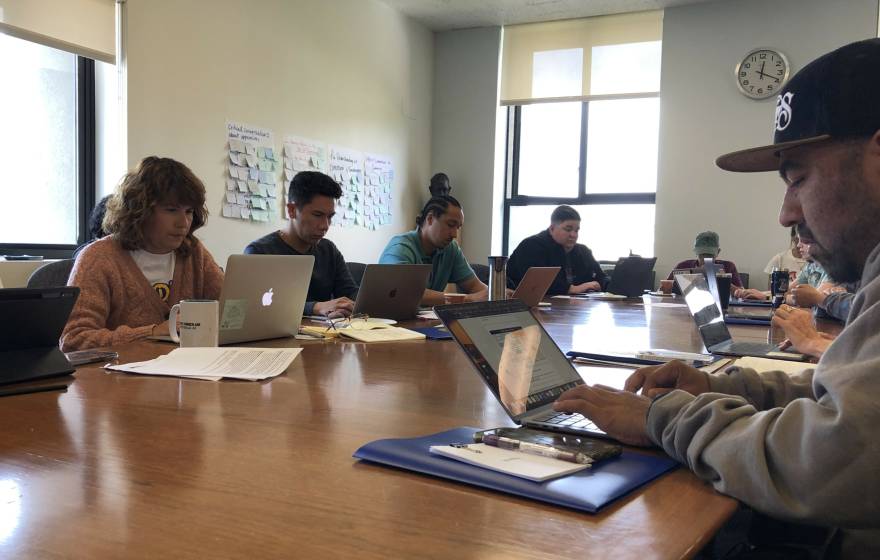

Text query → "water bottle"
[488,256,508,301]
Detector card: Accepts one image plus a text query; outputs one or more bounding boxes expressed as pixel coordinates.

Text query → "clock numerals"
[737,48,789,99]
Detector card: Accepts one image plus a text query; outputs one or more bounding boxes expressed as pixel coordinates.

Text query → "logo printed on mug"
[169,300,219,347]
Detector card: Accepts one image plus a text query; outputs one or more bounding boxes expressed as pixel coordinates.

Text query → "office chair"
[26,259,74,289]
[470,263,490,285]
[346,262,367,287]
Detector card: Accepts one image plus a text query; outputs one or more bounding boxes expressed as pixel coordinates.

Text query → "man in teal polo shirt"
[379,195,487,306]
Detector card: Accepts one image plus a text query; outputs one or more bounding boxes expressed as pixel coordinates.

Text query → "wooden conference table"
[0,295,799,559]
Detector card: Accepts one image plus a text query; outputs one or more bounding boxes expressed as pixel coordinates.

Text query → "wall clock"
[735,48,790,99]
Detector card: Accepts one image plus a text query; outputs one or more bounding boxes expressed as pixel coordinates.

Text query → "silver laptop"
[352,264,431,320]
[218,254,313,344]
[436,299,607,438]
[675,272,806,361]
[511,266,560,307]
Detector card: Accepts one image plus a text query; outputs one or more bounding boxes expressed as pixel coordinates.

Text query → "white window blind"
[500,10,662,105]
[0,0,115,63]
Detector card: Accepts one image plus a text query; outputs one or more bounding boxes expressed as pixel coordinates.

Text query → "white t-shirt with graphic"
[130,249,175,302]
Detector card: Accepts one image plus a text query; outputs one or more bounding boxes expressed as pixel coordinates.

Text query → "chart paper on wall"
[329,145,365,229]
[224,121,279,223]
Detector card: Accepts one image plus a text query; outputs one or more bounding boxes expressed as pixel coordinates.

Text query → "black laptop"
[436,299,607,438]
[0,287,79,385]
[607,256,657,297]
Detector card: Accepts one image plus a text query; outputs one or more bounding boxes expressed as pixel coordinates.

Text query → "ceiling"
[379,0,725,31]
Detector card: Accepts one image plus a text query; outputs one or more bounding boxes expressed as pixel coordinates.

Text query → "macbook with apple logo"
[217,254,314,344]
[352,264,431,320]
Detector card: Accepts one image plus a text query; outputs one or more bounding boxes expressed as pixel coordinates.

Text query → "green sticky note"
[220,299,247,330]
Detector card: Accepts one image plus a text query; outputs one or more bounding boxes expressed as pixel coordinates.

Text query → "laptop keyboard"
[529,411,601,433]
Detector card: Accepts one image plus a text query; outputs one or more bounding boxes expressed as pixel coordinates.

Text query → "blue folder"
[409,326,452,340]
[353,427,678,513]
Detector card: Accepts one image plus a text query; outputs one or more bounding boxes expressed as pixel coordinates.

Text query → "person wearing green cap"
[666,230,743,287]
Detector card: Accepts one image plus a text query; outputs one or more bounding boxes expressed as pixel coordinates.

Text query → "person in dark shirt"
[428,173,452,197]
[507,205,608,296]
[666,230,743,288]
[244,171,357,318]
[72,195,112,259]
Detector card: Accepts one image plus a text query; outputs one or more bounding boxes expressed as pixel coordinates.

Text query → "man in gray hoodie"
[553,39,880,557]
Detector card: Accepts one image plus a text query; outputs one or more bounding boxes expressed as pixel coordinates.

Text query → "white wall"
[124,0,433,265]
[431,26,502,262]
[655,0,878,288]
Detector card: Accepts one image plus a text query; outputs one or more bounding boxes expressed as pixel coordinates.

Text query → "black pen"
[0,384,69,398]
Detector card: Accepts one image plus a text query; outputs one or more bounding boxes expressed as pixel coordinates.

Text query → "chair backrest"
[347,262,367,287]
[470,263,490,285]
[738,272,750,289]
[26,260,75,289]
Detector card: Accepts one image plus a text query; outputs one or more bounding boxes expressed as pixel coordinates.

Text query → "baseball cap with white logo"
[716,38,880,172]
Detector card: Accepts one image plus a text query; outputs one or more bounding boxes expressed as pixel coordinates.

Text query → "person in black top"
[244,171,357,318]
[73,195,112,259]
[428,173,452,197]
[507,205,608,296]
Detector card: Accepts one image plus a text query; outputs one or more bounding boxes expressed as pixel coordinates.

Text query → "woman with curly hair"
[61,157,224,351]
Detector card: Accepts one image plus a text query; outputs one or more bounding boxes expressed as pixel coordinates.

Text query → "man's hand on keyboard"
[553,385,653,447]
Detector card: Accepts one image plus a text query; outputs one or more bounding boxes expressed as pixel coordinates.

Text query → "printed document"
[106,347,301,381]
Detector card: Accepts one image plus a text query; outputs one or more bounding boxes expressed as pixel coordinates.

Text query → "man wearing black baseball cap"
[553,39,880,557]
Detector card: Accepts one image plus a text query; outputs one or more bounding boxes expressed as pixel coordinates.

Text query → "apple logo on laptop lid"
[388,288,397,298]
[262,288,274,307]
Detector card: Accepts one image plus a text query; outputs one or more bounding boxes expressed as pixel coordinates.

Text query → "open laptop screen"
[437,300,582,420]
[676,273,732,350]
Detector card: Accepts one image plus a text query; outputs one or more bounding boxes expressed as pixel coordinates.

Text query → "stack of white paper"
[106,347,302,381]
[731,356,815,375]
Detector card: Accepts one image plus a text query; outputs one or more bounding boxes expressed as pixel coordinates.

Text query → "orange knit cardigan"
[60,236,224,351]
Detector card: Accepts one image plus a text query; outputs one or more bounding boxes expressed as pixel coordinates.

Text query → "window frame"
[0,54,97,259]
[502,97,658,256]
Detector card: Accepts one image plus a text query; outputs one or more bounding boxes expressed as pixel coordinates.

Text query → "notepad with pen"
[426,426,624,482]
[353,427,678,513]
[298,323,425,342]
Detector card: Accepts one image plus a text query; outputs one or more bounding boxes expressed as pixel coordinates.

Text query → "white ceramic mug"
[168,300,219,347]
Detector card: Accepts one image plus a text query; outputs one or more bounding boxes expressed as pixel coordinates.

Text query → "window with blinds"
[0,0,119,256]
[501,11,662,261]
